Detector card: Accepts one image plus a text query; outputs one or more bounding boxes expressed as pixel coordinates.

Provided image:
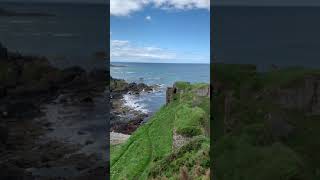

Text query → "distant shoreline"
[110,64,127,67]
[111,62,210,65]
[0,7,55,17]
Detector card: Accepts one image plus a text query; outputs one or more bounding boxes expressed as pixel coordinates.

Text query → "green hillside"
[213,63,320,180]
[111,82,210,179]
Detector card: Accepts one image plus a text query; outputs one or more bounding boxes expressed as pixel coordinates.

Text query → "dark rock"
[0,42,8,59]
[85,140,94,145]
[61,66,88,88]
[166,87,174,104]
[77,131,86,135]
[89,69,107,82]
[0,163,32,180]
[5,101,39,118]
[0,86,7,98]
[0,124,8,144]
[80,96,94,103]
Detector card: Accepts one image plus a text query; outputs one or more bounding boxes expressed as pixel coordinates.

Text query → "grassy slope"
[213,63,320,180]
[111,83,210,180]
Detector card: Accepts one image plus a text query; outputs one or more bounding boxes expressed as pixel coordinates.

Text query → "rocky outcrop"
[166,87,174,104]
[172,129,192,150]
[110,77,154,134]
[110,132,130,145]
[273,75,320,115]
[110,77,153,96]
[0,44,108,179]
[166,82,210,105]
[194,86,210,97]
[166,83,180,104]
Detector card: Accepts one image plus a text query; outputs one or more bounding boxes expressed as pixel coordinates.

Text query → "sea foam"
[123,94,149,114]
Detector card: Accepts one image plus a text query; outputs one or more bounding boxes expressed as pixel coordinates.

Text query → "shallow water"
[111,62,210,114]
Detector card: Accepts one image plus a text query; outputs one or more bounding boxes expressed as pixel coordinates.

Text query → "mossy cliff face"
[213,63,320,180]
[111,82,210,180]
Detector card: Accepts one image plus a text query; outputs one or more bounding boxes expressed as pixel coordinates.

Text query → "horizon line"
[111,61,210,65]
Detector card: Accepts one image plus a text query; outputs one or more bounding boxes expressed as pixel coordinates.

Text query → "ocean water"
[213,7,320,71]
[0,2,107,70]
[111,62,209,114]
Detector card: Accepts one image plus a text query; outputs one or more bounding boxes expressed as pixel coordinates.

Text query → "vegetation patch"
[110,82,210,180]
[213,63,320,179]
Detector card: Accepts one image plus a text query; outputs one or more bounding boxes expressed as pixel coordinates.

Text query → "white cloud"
[145,15,152,21]
[110,0,210,16]
[111,39,176,61]
[111,39,209,63]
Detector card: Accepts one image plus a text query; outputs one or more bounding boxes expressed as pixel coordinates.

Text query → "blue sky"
[110,0,210,64]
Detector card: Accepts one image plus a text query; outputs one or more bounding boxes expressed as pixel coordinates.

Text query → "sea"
[0,2,107,70]
[213,6,320,71]
[111,62,210,114]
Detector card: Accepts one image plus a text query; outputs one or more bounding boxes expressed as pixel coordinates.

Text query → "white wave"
[122,94,149,114]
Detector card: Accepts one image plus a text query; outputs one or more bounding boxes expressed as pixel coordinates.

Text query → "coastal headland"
[0,43,107,179]
[110,80,210,179]
[213,63,320,180]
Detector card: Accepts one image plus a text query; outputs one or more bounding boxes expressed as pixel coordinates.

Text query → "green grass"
[149,136,210,179]
[261,67,320,89]
[111,83,210,179]
[175,105,206,137]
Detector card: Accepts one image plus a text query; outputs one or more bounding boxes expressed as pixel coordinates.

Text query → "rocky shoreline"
[110,77,156,135]
[0,43,107,179]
